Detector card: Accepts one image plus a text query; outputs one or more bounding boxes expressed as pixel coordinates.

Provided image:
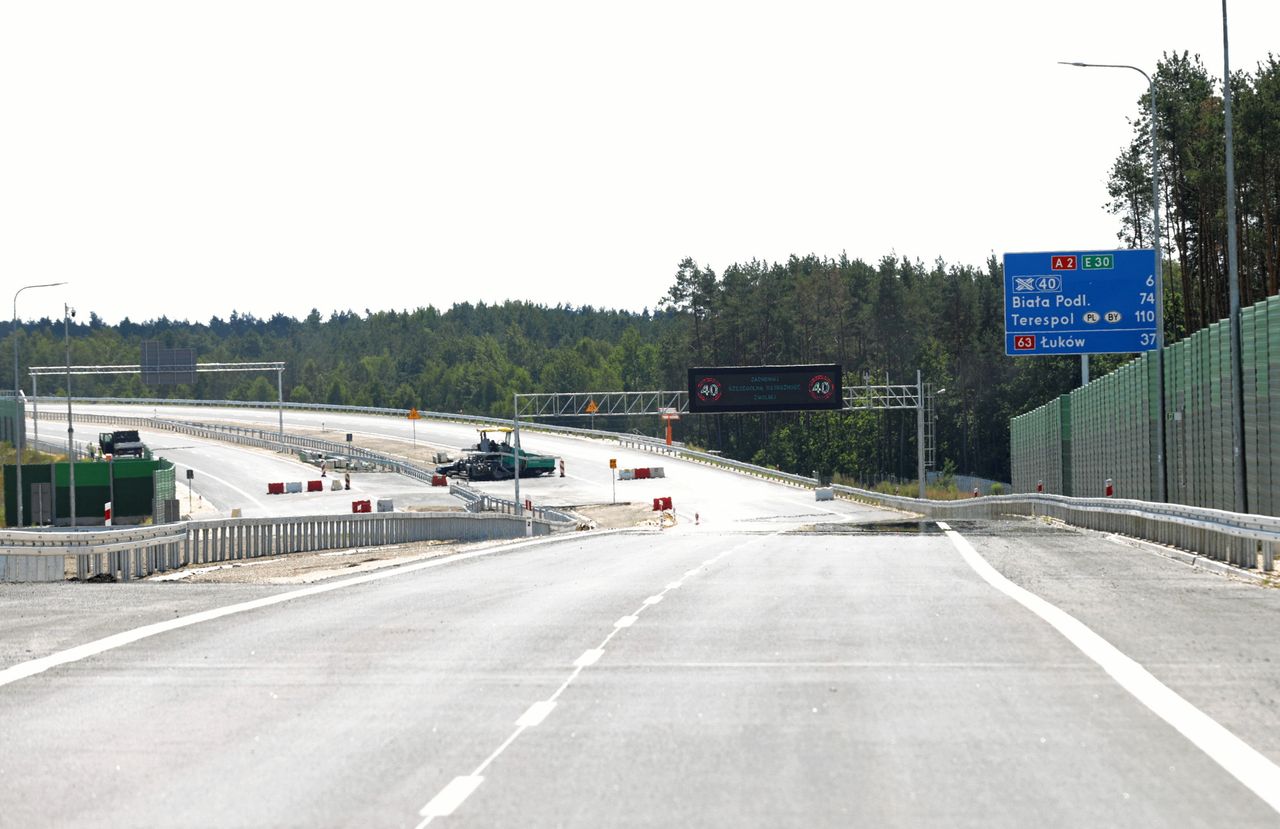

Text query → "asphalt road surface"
[4,406,1280,827]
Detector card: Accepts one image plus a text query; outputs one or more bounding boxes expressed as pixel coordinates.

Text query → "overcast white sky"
[2,1,1277,325]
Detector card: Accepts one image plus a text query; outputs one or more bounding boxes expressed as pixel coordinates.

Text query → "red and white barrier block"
[618,467,665,481]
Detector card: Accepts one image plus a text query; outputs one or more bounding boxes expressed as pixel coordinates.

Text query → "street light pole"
[65,304,77,527]
[1221,0,1247,513]
[12,281,67,526]
[1060,61,1167,503]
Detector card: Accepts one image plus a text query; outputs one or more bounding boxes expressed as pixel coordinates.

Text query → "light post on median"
[1059,61,1168,504]
[12,281,68,526]
[65,304,77,527]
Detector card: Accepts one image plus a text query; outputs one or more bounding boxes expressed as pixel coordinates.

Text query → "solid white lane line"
[515,701,557,728]
[419,775,485,818]
[684,568,701,578]
[643,595,663,605]
[574,648,604,668]
[174,464,267,509]
[665,581,683,590]
[941,523,1280,815]
[935,521,951,531]
[0,533,597,689]
[614,615,638,628]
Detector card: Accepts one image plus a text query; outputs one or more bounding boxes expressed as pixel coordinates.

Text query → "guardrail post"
[1263,541,1275,573]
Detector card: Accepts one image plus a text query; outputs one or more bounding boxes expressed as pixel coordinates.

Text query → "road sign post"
[408,408,421,447]
[1003,249,1158,356]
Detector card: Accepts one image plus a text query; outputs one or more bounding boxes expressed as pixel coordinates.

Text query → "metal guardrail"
[29,398,1280,574]
[0,512,551,583]
[616,432,1279,573]
[448,481,580,524]
[32,396,682,446]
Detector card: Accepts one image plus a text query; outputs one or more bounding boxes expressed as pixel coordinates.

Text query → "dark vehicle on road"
[98,430,145,458]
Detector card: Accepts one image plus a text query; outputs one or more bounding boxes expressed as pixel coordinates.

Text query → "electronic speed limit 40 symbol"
[808,374,835,402]
[695,377,722,404]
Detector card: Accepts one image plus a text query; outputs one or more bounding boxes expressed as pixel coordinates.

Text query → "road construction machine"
[435,427,557,481]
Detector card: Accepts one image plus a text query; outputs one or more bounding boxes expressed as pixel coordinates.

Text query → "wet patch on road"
[788,520,944,536]
[787,518,1082,537]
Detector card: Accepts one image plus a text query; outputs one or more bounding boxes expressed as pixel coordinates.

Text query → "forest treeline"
[5,51,1276,486]
[1107,51,1279,335]
[3,255,1088,485]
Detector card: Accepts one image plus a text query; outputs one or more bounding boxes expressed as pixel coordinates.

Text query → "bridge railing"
[0,511,551,583]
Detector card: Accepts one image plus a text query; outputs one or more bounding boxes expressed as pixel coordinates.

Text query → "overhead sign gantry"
[510,365,938,517]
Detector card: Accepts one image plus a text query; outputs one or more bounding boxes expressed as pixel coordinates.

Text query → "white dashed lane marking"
[515,701,557,728]
[418,775,484,820]
[413,530,782,824]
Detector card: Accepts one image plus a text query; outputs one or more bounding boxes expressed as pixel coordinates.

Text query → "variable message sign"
[1003,249,1158,355]
[141,341,196,385]
[688,364,842,413]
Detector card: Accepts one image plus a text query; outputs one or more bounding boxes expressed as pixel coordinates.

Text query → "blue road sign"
[1003,249,1158,356]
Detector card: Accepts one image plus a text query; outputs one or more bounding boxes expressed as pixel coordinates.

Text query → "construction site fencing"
[1011,294,1280,515]
[0,511,550,582]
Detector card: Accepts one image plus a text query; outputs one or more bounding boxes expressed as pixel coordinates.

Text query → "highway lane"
[3,526,1280,827]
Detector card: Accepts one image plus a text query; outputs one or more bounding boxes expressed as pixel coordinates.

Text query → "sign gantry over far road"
[509,364,940,515]
[1003,249,1158,356]
[688,364,841,414]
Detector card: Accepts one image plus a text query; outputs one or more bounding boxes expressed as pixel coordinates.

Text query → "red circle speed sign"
[695,377,722,403]
[808,374,835,402]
